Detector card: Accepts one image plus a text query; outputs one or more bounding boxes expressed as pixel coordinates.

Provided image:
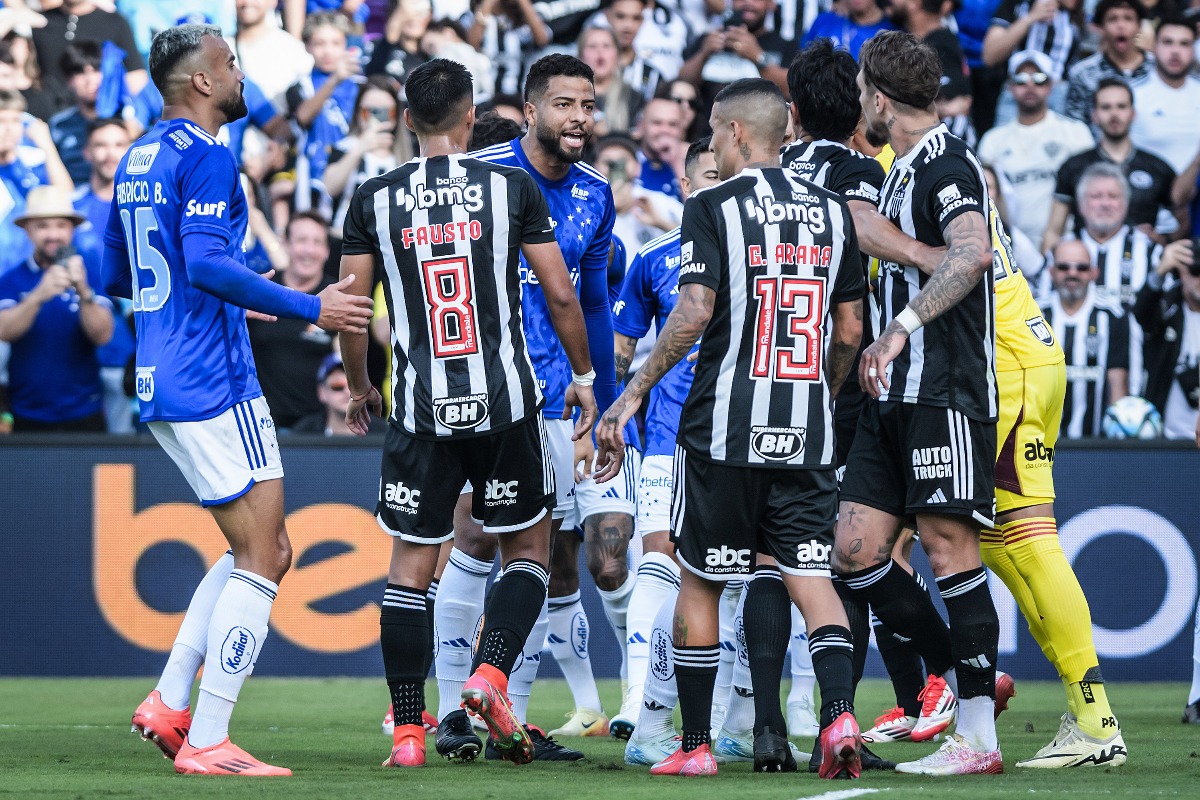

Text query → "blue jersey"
[613,228,695,458]
[104,118,260,422]
[803,13,896,60]
[475,137,617,416]
[132,79,276,166]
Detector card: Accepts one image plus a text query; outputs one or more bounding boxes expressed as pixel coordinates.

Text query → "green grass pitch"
[2,678,1199,799]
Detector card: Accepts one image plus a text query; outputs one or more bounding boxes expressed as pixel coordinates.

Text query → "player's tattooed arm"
[906,211,991,325]
[826,299,863,398]
[614,333,638,384]
[596,284,714,466]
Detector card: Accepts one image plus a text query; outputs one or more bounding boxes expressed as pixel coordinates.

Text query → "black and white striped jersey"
[341,154,557,439]
[875,125,997,422]
[781,139,885,207]
[677,167,867,468]
[1079,225,1156,395]
[1041,288,1130,438]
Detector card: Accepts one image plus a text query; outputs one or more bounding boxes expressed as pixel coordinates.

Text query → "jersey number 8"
[120,206,172,313]
[422,256,480,359]
[751,276,826,382]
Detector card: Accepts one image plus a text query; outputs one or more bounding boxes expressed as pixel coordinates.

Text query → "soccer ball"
[1101,396,1164,439]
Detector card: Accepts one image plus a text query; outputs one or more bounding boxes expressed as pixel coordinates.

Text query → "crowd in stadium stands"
[0,0,1197,440]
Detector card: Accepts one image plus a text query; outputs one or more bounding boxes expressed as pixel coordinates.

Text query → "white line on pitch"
[799,789,887,800]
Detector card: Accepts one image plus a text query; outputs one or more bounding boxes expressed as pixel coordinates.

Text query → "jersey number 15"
[120,206,172,312]
[751,276,826,382]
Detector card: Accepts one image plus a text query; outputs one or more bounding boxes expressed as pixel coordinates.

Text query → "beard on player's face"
[534,116,590,163]
[219,84,249,124]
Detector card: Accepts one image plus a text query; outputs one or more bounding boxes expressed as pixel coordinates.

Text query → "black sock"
[873,619,926,717]
[675,644,720,752]
[381,584,432,728]
[937,567,999,700]
[743,567,790,735]
[834,576,871,686]
[472,559,548,677]
[839,560,953,676]
[423,579,439,678]
[808,625,855,729]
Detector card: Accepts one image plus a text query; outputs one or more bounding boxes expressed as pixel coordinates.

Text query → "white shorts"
[636,453,673,536]
[565,446,640,531]
[544,417,578,520]
[148,396,284,507]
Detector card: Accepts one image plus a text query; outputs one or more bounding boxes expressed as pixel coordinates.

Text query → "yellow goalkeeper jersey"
[875,144,1062,371]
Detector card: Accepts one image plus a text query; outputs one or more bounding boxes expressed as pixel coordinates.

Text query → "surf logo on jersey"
[750,426,806,462]
[185,199,227,218]
[126,143,160,175]
[395,177,484,213]
[742,196,826,232]
[1026,315,1055,347]
[433,393,489,430]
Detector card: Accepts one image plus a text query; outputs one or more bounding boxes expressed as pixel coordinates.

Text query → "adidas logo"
[627,632,648,644]
[602,487,620,499]
[439,637,473,648]
[926,488,947,504]
[962,654,992,669]
[547,633,567,644]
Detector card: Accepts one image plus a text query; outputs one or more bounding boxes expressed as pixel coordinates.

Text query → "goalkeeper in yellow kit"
[856,146,1126,769]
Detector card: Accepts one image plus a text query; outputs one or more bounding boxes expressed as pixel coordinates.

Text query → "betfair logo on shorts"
[705,546,751,573]
[796,539,831,564]
[751,426,806,462]
[1024,438,1054,466]
[384,481,421,514]
[912,447,955,479]
[434,394,489,430]
[484,479,518,506]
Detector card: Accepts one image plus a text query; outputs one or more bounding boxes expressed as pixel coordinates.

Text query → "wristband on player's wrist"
[571,369,596,386]
[350,389,372,402]
[895,307,923,335]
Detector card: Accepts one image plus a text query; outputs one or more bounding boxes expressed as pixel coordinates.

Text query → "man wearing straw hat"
[0,184,112,432]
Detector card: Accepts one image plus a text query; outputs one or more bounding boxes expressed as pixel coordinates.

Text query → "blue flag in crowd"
[97,41,128,119]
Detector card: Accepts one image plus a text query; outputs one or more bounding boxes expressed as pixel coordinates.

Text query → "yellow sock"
[980,527,1058,669]
[1003,517,1117,737]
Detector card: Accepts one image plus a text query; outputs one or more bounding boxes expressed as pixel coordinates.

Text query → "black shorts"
[669,445,837,580]
[376,414,556,541]
[840,401,995,526]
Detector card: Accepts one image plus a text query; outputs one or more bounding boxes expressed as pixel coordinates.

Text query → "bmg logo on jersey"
[383,481,421,514]
[751,426,806,462]
[705,545,751,572]
[395,180,484,213]
[484,479,518,506]
[220,625,256,674]
[434,394,489,430]
[743,196,826,232]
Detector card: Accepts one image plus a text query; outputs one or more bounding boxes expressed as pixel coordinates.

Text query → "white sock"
[508,596,548,725]
[547,592,603,711]
[627,527,643,570]
[1190,599,1200,704]
[956,696,998,752]
[943,668,959,697]
[626,552,680,699]
[434,548,491,721]
[637,585,679,738]
[721,586,754,733]
[597,571,636,684]
[188,569,277,748]
[787,605,816,707]
[713,581,742,718]
[155,551,234,710]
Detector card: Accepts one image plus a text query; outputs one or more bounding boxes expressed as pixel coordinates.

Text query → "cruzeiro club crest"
[1026,316,1055,347]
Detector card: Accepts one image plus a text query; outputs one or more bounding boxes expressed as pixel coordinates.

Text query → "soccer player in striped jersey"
[598,78,868,779]
[833,31,1003,777]
[337,59,603,768]
[108,25,375,776]
[612,137,722,765]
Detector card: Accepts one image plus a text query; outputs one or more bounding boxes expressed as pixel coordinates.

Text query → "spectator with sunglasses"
[1064,0,1154,127]
[979,50,1093,247]
[1039,238,1132,438]
[664,79,700,139]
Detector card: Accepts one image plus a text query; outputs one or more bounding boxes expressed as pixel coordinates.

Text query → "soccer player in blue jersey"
[613,138,725,766]
[429,54,624,761]
[103,24,372,777]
